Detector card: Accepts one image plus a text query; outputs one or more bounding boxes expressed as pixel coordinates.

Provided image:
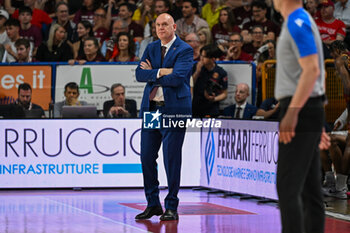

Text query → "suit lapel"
[163,36,180,66]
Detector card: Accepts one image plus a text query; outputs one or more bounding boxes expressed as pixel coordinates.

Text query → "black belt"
[151,101,165,106]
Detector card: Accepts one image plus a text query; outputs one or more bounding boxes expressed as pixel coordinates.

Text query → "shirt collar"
[237,101,247,109]
[161,35,176,50]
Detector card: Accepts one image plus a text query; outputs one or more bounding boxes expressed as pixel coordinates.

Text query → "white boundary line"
[326,211,350,222]
[43,198,149,233]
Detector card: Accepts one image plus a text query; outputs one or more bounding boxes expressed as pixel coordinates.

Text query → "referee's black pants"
[277,96,325,233]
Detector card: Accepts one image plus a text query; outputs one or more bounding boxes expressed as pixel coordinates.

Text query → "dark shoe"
[135,206,163,220]
[160,209,179,221]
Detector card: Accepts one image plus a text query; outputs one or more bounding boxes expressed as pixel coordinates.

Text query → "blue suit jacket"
[223,103,258,119]
[136,36,193,116]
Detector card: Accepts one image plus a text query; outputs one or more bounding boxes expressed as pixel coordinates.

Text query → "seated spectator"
[118,3,144,43]
[138,19,158,58]
[0,9,10,45]
[12,82,45,118]
[72,20,94,59]
[50,1,78,43]
[334,0,350,47]
[15,38,33,62]
[241,1,280,43]
[175,0,209,40]
[18,6,42,55]
[233,0,252,28]
[73,0,100,25]
[201,0,225,29]
[225,32,253,61]
[103,83,137,118]
[132,0,156,27]
[93,7,109,44]
[320,109,349,199]
[54,82,88,118]
[69,36,106,64]
[111,32,139,62]
[102,18,128,60]
[3,18,20,63]
[255,97,279,120]
[192,44,228,118]
[242,25,264,58]
[316,0,346,45]
[197,27,213,50]
[305,0,321,19]
[211,7,240,50]
[8,0,52,29]
[185,32,200,61]
[36,24,73,62]
[223,83,257,119]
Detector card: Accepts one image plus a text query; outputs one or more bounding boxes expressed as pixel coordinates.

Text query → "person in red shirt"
[224,32,253,61]
[7,0,52,29]
[316,0,346,45]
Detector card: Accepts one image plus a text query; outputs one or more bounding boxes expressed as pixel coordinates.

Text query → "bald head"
[235,83,250,105]
[156,13,176,44]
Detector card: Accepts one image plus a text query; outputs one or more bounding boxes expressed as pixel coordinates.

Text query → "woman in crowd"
[36,24,73,62]
[69,36,106,64]
[197,27,213,50]
[132,0,156,27]
[72,20,94,59]
[211,7,240,50]
[111,32,139,62]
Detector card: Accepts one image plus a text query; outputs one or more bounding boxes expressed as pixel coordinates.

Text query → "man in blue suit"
[223,83,258,119]
[135,13,193,221]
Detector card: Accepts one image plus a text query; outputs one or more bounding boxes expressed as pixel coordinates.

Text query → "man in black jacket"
[103,83,137,118]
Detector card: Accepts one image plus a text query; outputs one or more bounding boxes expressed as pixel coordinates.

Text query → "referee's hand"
[279,109,298,144]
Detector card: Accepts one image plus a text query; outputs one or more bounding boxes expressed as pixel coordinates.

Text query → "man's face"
[16,45,30,62]
[252,27,263,42]
[156,14,176,43]
[229,34,242,52]
[182,2,195,18]
[200,50,213,67]
[93,8,106,24]
[84,40,98,56]
[118,6,132,20]
[155,0,168,15]
[112,86,125,106]
[320,5,334,20]
[6,25,19,39]
[56,5,69,22]
[252,6,266,22]
[18,89,32,107]
[306,0,317,12]
[185,34,199,49]
[18,12,32,24]
[64,87,79,104]
[112,21,128,36]
[234,84,249,104]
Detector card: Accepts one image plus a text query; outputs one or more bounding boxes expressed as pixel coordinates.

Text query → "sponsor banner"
[201,119,279,200]
[55,63,254,110]
[0,119,200,188]
[0,66,52,110]
[55,65,145,110]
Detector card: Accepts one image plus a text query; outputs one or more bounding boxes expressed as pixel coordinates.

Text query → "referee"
[273,0,330,233]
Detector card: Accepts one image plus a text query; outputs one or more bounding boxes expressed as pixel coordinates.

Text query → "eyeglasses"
[186,40,197,43]
[229,39,241,43]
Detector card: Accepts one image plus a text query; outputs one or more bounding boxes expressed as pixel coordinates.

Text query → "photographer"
[192,44,228,118]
